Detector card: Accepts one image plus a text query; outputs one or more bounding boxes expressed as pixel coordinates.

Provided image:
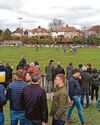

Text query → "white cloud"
[0,0,100,30]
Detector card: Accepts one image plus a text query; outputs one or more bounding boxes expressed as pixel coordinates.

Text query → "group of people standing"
[0,57,100,125]
[45,60,100,125]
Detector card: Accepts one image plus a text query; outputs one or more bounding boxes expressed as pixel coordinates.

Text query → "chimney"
[38,26,41,29]
[66,24,68,27]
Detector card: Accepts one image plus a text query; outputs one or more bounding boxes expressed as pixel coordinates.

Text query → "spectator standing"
[87,63,92,74]
[6,70,27,125]
[34,61,41,71]
[66,63,73,80]
[91,68,100,103]
[55,62,65,76]
[67,69,85,125]
[21,71,48,125]
[78,64,83,73]
[45,60,55,93]
[0,84,6,125]
[50,74,68,125]
[5,63,13,86]
[16,56,27,70]
[87,63,93,96]
[80,66,91,109]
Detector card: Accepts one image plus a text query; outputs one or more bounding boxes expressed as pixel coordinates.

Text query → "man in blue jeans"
[6,69,27,125]
[67,69,86,125]
[0,84,6,125]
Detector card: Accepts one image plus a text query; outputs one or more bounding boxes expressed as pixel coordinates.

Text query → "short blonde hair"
[56,74,65,83]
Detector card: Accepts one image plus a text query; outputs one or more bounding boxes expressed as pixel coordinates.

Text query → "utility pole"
[18,17,23,42]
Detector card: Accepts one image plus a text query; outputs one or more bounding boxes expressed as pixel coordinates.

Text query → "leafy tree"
[0,29,3,36]
[24,30,28,36]
[87,35,100,45]
[0,29,3,42]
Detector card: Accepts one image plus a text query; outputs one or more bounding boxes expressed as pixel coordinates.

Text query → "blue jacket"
[66,65,73,80]
[68,76,81,101]
[0,84,6,112]
[6,80,27,111]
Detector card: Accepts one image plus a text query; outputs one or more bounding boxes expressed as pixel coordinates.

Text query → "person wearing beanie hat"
[21,71,48,125]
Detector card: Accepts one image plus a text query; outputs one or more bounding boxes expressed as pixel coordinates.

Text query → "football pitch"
[0,46,100,71]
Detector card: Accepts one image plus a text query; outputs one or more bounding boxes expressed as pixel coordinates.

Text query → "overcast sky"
[0,0,100,31]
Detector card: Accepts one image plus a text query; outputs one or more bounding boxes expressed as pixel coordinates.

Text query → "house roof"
[31,26,51,33]
[53,25,79,32]
[12,28,23,34]
[88,25,100,31]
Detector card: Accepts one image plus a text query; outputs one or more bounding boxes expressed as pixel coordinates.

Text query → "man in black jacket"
[55,62,65,76]
[67,69,85,125]
[91,68,100,103]
[21,71,48,125]
[80,66,91,109]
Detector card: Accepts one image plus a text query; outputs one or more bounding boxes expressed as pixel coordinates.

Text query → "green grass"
[0,46,100,71]
[0,46,100,125]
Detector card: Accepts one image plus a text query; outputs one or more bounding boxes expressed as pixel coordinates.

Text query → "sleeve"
[0,85,6,105]
[45,66,47,74]
[41,90,48,123]
[54,93,68,119]
[6,86,10,100]
[52,66,55,77]
[62,68,65,75]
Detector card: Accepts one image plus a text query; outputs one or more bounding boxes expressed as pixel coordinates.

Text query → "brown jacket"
[50,86,68,121]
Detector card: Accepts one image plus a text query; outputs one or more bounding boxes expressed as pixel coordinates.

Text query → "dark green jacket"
[45,64,55,81]
[96,95,100,111]
[50,86,68,121]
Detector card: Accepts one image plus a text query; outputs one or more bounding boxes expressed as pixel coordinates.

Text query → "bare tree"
[48,18,65,31]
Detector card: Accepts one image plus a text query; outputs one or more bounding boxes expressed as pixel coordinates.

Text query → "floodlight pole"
[18,17,23,42]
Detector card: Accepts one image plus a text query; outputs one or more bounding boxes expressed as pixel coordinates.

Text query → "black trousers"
[91,86,99,101]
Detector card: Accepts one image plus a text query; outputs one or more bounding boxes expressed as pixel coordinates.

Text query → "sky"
[0,0,100,31]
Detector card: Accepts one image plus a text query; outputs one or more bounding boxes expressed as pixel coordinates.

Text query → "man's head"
[54,74,65,87]
[87,63,92,68]
[25,71,41,83]
[13,69,25,80]
[72,68,80,78]
[82,66,87,71]
[78,64,82,68]
[69,63,73,66]
[49,60,54,65]
[92,68,97,73]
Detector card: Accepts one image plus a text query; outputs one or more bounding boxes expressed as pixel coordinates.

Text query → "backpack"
[91,74,100,87]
